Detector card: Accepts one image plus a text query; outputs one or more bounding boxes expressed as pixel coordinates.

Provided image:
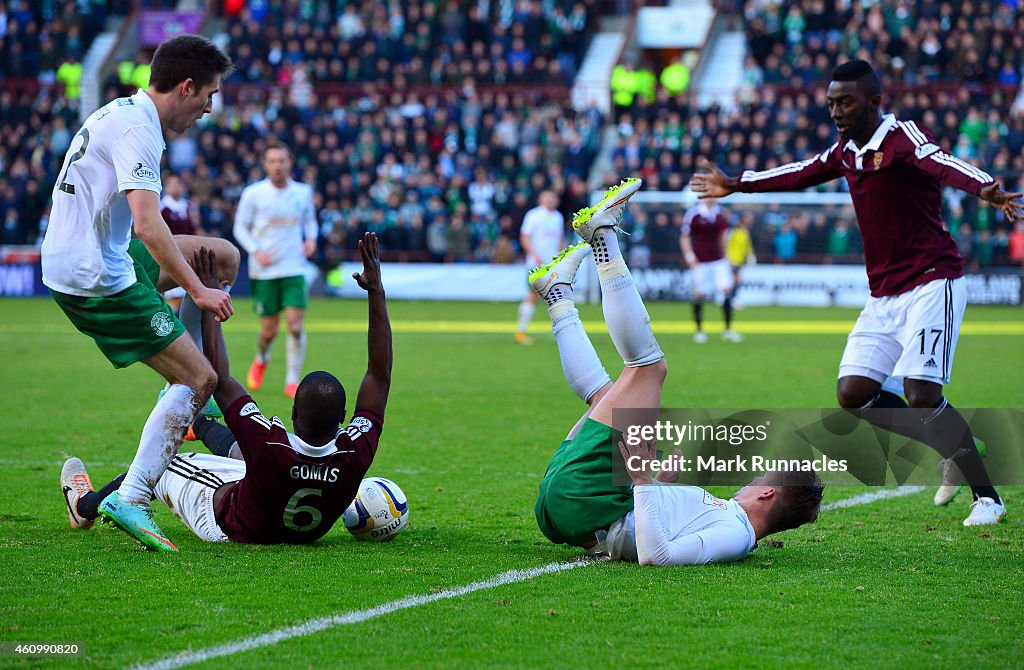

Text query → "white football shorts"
[153,453,246,542]
[839,276,964,385]
[691,259,735,298]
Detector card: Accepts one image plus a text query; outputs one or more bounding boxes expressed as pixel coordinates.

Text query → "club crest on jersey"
[872,152,884,169]
[350,416,373,433]
[132,163,159,182]
[151,312,174,337]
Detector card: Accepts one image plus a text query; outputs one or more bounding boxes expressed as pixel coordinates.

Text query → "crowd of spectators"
[742,0,1024,89]
[4,0,1024,272]
[167,87,603,264]
[224,0,599,88]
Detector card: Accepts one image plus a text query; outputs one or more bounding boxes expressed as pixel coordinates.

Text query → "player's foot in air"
[693,331,708,344]
[962,496,1006,526]
[514,332,534,346]
[99,491,178,552]
[934,437,986,506]
[284,382,299,399]
[61,457,95,530]
[572,177,642,243]
[722,329,744,343]
[529,241,591,300]
[247,359,266,391]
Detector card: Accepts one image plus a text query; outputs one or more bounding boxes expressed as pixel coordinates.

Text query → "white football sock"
[550,301,611,403]
[178,294,203,354]
[517,301,536,334]
[286,331,306,385]
[593,231,663,367]
[119,384,200,505]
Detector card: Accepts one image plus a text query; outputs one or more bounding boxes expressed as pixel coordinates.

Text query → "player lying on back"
[60,235,392,548]
[691,60,1020,526]
[532,179,823,565]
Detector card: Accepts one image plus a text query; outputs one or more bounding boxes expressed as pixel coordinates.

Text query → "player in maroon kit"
[60,234,392,546]
[680,198,741,343]
[691,60,1023,526]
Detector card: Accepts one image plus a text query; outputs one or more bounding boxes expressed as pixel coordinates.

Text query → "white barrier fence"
[324,262,1023,306]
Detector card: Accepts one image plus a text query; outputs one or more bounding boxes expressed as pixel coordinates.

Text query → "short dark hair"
[831,59,881,97]
[149,35,234,94]
[293,371,347,438]
[765,470,825,533]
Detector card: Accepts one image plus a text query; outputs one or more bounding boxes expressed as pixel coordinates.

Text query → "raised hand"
[979,182,1024,223]
[617,438,658,486]
[351,232,383,293]
[689,159,738,200]
[190,247,233,321]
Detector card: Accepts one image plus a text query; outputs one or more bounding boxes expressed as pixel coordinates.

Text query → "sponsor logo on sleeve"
[915,143,940,160]
[132,163,159,182]
[240,402,260,417]
[350,416,373,433]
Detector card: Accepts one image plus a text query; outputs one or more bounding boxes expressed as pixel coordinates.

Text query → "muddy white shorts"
[839,277,964,385]
[153,452,246,542]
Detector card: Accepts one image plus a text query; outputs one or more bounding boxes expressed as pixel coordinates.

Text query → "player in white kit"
[47,35,237,552]
[532,178,823,565]
[233,142,319,399]
[516,190,565,345]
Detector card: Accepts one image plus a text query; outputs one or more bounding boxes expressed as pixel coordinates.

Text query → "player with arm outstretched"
[235,143,319,399]
[690,60,1021,526]
[45,35,238,551]
[61,234,392,546]
[531,179,822,565]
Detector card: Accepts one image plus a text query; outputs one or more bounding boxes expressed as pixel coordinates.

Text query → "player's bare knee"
[904,385,942,409]
[215,241,241,283]
[836,379,871,409]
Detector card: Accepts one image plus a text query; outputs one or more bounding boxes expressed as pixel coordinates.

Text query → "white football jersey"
[607,485,756,566]
[233,179,318,280]
[520,205,565,264]
[41,89,165,297]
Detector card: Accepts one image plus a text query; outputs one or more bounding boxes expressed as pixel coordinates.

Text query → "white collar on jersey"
[132,89,164,145]
[287,432,338,458]
[844,113,896,157]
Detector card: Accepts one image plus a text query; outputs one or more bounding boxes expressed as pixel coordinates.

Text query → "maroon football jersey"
[216,395,381,544]
[160,195,195,236]
[681,204,729,262]
[737,114,993,297]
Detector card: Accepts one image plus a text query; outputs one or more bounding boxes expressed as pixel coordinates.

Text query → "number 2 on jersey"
[57,128,90,195]
[283,487,324,532]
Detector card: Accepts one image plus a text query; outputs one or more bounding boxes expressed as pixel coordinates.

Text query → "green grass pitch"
[0,298,1021,668]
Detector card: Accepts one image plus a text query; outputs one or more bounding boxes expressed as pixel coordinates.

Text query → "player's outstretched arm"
[193,247,248,410]
[351,232,392,419]
[130,190,234,321]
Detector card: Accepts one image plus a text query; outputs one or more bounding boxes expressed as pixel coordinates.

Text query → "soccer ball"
[343,477,409,541]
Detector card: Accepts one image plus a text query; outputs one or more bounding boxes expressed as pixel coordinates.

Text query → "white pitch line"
[132,486,925,670]
[130,561,590,670]
[821,485,926,511]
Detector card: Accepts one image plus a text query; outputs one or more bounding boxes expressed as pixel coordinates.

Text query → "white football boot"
[571,178,643,243]
[963,497,1006,526]
[61,457,95,530]
[529,241,592,301]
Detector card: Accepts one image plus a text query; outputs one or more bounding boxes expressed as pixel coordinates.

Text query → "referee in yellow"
[726,212,756,309]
